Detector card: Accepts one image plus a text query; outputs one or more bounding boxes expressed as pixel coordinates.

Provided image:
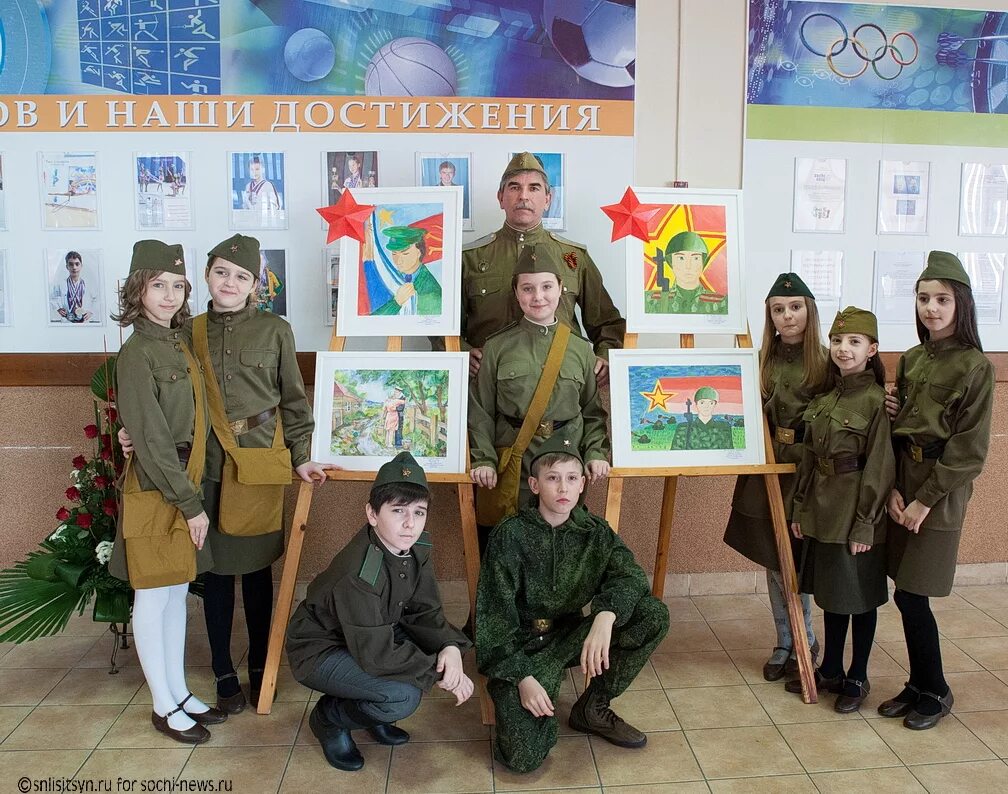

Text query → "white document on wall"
[959,163,1008,236]
[958,252,1005,324]
[873,251,926,323]
[790,249,843,319]
[793,157,846,233]
[877,161,930,235]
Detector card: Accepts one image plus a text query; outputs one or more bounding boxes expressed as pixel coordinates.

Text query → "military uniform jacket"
[732,343,818,519]
[891,339,994,531]
[456,223,625,357]
[115,317,209,520]
[286,525,471,690]
[476,506,651,684]
[194,303,313,481]
[792,371,895,546]
[670,417,733,449]
[649,284,727,315]
[468,317,610,470]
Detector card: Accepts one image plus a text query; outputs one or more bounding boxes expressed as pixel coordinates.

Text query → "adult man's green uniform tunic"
[670,416,734,450]
[476,506,669,773]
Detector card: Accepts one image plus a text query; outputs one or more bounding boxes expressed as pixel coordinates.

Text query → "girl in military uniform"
[111,240,227,744]
[786,307,895,713]
[724,273,828,681]
[879,252,994,730]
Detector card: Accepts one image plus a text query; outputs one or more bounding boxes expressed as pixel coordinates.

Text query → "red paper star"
[601,187,665,242]
[317,190,376,245]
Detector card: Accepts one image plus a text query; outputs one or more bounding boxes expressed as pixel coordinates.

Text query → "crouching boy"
[286,451,473,771]
[476,434,670,773]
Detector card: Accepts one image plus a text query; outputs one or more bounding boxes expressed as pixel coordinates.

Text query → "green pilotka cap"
[502,151,547,182]
[384,226,426,251]
[529,433,583,467]
[694,386,719,401]
[766,272,814,301]
[371,451,429,492]
[918,251,971,289]
[665,231,710,265]
[829,306,878,341]
[129,240,186,275]
[514,244,563,278]
[207,234,260,277]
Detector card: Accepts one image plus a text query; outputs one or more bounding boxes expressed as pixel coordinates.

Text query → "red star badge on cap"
[317,190,376,245]
[600,187,665,243]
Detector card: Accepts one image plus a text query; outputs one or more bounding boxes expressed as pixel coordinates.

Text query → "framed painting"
[337,187,462,337]
[624,188,746,334]
[311,352,469,473]
[609,349,765,469]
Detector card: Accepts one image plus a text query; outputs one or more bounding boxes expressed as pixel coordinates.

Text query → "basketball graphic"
[364,37,458,97]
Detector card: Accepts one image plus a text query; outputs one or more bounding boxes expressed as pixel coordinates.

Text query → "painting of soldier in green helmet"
[646,230,727,315]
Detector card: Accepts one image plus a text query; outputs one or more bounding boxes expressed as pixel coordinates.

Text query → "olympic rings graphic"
[799,13,919,81]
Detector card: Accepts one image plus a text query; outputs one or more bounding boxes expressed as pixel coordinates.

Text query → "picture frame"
[228,151,287,230]
[877,160,930,235]
[324,247,339,326]
[0,250,10,327]
[0,154,6,231]
[624,188,747,335]
[134,151,193,230]
[508,151,565,231]
[254,248,288,317]
[609,348,765,469]
[416,153,472,231]
[38,151,101,230]
[959,163,1008,237]
[45,248,106,327]
[324,150,379,208]
[311,351,470,473]
[337,186,463,337]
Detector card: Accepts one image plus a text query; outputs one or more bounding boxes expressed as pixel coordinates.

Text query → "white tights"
[133,584,210,730]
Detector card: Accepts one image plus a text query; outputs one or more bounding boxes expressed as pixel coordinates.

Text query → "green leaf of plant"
[90,356,117,403]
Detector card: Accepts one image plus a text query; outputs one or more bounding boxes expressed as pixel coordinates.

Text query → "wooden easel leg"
[257,480,315,715]
[764,473,816,704]
[456,482,494,726]
[651,476,678,598]
[604,477,625,534]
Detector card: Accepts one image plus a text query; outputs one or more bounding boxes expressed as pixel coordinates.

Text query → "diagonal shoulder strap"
[192,313,241,455]
[508,322,571,461]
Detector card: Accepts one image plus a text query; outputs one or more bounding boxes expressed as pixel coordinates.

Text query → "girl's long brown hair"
[915,279,984,351]
[758,296,829,398]
[111,269,192,328]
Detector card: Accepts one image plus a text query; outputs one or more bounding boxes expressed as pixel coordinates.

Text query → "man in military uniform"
[440,152,625,385]
[286,452,473,771]
[476,434,669,773]
[648,230,727,315]
[670,386,735,450]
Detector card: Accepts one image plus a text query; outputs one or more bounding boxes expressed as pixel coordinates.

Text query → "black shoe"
[367,722,410,745]
[763,646,790,682]
[784,667,844,695]
[151,707,211,745]
[309,701,364,771]
[904,688,954,730]
[215,673,246,714]
[834,678,870,713]
[878,682,920,718]
[180,692,228,725]
[783,638,821,678]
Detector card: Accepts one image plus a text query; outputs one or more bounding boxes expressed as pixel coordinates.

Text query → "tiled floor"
[2,588,1008,792]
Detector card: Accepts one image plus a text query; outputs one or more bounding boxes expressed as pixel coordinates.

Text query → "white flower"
[70,469,80,483]
[49,524,67,541]
[95,540,114,565]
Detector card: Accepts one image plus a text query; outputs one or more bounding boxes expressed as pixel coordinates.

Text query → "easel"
[256,330,490,722]
[603,330,817,704]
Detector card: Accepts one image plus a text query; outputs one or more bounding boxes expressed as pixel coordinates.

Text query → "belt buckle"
[815,458,834,476]
[909,444,923,463]
[775,427,795,445]
[537,421,553,439]
[230,418,248,435]
[531,618,551,635]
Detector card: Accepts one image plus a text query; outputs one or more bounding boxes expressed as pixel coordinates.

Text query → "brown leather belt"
[229,406,276,436]
[815,454,865,476]
[771,424,805,445]
[903,438,946,463]
[503,416,568,439]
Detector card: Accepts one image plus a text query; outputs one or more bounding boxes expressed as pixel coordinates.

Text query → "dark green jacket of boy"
[891,338,994,531]
[468,317,610,473]
[792,371,895,547]
[115,317,209,519]
[192,304,313,480]
[286,525,471,689]
[476,506,651,685]
[732,343,819,520]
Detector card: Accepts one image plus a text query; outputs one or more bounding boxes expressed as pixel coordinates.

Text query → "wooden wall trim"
[2,351,1007,386]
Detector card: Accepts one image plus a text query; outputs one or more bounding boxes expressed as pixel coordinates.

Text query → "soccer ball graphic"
[543,0,636,88]
[364,37,459,96]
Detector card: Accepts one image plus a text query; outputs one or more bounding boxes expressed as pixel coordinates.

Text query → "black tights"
[894,589,948,696]
[820,609,877,683]
[203,567,274,695]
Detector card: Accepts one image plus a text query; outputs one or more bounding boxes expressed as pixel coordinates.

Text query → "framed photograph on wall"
[624,188,746,334]
[134,151,193,230]
[0,250,10,326]
[229,151,286,230]
[324,151,379,207]
[609,349,765,469]
[38,152,100,230]
[324,247,339,326]
[508,151,566,230]
[311,351,469,473]
[792,157,846,233]
[959,163,1008,237]
[254,248,287,317]
[877,160,930,235]
[337,186,463,337]
[957,252,1005,324]
[45,248,105,326]
[416,153,472,230]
